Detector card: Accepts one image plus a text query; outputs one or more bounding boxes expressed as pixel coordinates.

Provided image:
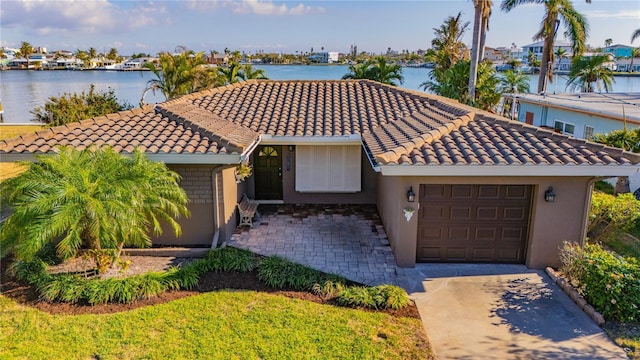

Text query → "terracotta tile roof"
[182,80,432,136]
[365,112,640,166]
[1,80,638,168]
[0,107,236,155]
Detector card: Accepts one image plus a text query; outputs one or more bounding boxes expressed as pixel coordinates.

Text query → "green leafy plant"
[30,84,131,126]
[257,256,342,291]
[312,280,346,298]
[235,162,253,183]
[336,285,412,310]
[589,192,640,242]
[560,242,640,322]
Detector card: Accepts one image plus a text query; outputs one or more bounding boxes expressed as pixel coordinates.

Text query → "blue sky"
[1,0,639,55]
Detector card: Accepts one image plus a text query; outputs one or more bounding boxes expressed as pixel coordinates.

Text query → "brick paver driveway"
[227,204,402,286]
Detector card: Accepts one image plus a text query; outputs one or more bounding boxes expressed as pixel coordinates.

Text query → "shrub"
[336,285,412,310]
[257,256,344,291]
[560,242,640,322]
[594,181,615,195]
[207,247,259,272]
[312,280,345,298]
[589,192,640,242]
[39,274,85,303]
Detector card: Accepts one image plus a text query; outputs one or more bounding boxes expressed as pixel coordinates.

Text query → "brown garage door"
[417,184,531,263]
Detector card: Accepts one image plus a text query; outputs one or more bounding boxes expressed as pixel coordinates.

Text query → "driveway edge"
[545,267,606,326]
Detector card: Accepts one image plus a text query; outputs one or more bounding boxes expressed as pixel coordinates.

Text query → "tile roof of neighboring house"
[1,80,638,169]
[0,106,251,156]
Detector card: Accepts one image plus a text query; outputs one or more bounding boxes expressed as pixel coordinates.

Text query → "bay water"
[1,65,639,123]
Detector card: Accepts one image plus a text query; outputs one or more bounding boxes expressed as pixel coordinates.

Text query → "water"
[1,66,639,123]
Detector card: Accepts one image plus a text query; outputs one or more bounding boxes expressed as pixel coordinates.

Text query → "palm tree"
[368,56,404,86]
[498,70,530,118]
[342,61,373,80]
[629,47,640,73]
[469,0,493,101]
[143,51,219,101]
[0,147,189,270]
[341,57,403,86]
[501,0,591,94]
[241,64,268,80]
[604,38,613,47]
[17,41,34,68]
[107,48,119,61]
[632,29,640,43]
[566,55,615,93]
[427,12,470,75]
[88,47,97,59]
[219,61,245,84]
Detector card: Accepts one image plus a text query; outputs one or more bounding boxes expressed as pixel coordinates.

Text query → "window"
[584,125,594,139]
[554,120,575,135]
[295,145,361,193]
[258,146,278,157]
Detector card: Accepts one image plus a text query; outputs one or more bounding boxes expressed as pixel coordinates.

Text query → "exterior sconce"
[288,145,295,151]
[407,186,415,202]
[544,186,556,203]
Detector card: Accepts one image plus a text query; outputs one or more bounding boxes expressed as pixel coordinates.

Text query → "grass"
[0,124,46,181]
[605,233,640,260]
[604,323,640,360]
[0,291,432,360]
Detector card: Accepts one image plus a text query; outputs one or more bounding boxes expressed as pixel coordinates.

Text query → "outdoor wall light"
[407,186,415,203]
[544,186,556,203]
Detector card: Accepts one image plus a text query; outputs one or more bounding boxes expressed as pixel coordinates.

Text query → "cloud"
[583,9,640,19]
[184,0,324,15]
[0,0,170,35]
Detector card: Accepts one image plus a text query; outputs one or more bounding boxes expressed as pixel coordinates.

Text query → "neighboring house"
[208,53,229,65]
[308,52,339,64]
[483,47,503,63]
[1,80,638,269]
[517,92,640,193]
[522,40,572,62]
[615,57,640,73]
[603,44,634,59]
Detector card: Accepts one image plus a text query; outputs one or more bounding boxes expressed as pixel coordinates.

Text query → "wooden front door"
[254,145,283,200]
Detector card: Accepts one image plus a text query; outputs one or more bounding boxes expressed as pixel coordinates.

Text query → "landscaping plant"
[0,146,189,273]
[560,242,640,322]
[588,192,640,243]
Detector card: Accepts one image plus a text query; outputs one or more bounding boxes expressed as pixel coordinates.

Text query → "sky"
[1,0,639,56]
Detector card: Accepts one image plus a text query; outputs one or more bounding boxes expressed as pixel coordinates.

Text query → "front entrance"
[254,145,283,200]
[417,184,531,263]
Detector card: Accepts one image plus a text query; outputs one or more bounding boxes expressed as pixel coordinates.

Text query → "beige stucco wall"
[377,175,595,269]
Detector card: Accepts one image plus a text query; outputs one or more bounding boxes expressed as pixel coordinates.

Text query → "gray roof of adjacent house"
[517,93,640,123]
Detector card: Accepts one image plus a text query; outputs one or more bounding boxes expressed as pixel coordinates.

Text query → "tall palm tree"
[604,38,613,47]
[107,48,119,61]
[498,70,530,118]
[501,0,591,94]
[143,51,218,101]
[629,47,640,73]
[632,29,640,43]
[469,0,492,101]
[0,147,189,269]
[426,11,470,76]
[88,47,97,59]
[566,55,615,93]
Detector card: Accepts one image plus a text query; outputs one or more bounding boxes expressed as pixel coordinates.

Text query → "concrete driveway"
[403,264,627,360]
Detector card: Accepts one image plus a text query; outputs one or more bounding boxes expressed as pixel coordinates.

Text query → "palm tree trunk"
[468,3,483,102]
[538,17,557,94]
[479,26,487,62]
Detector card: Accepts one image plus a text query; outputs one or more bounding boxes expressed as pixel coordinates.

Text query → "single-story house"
[1,80,638,269]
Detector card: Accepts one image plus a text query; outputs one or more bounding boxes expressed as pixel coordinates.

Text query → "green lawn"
[604,323,640,360]
[0,291,431,360]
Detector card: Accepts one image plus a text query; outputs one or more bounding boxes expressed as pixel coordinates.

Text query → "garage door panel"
[418,184,531,263]
[451,185,473,199]
[477,185,499,199]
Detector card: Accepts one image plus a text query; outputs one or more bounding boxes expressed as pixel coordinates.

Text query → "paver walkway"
[227,204,402,285]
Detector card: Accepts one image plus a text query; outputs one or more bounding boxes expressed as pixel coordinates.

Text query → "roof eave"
[1,153,242,165]
[259,134,362,145]
[378,164,640,177]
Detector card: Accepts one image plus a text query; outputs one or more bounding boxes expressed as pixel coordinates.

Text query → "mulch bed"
[0,267,420,319]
